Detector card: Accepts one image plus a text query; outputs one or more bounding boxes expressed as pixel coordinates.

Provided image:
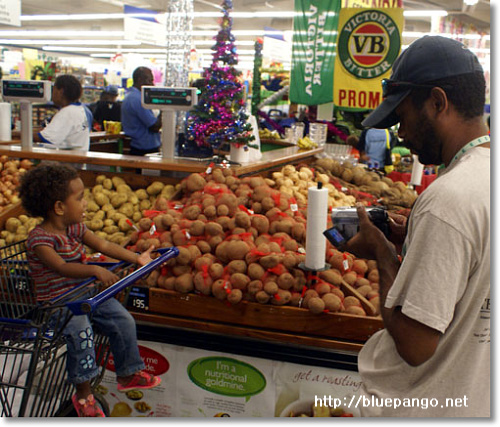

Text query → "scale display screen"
[1,80,52,102]
[142,87,197,110]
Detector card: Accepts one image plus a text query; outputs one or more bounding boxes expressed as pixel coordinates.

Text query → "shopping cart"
[0,242,179,417]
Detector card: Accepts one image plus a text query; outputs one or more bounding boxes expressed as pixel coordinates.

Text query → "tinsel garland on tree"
[251,39,263,117]
[186,0,256,150]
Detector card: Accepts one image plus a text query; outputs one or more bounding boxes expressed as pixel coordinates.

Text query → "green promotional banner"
[290,0,341,105]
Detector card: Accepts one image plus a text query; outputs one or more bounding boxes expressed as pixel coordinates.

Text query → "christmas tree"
[186,0,255,151]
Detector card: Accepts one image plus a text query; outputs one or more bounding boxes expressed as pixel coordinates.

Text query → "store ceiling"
[0,0,490,66]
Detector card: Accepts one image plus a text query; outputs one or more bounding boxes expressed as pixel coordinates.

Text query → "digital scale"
[1,80,52,149]
[141,86,197,159]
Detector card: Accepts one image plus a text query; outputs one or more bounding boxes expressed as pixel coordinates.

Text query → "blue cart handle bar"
[65,247,179,316]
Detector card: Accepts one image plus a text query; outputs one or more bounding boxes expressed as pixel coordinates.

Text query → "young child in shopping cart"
[19,162,161,417]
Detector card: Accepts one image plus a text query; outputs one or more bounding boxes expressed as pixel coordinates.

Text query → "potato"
[319,270,343,287]
[331,287,345,300]
[175,247,192,266]
[227,289,243,305]
[342,271,358,286]
[196,240,212,254]
[345,306,366,316]
[193,271,213,296]
[308,297,326,314]
[205,222,223,236]
[203,205,217,219]
[209,263,224,280]
[212,279,230,300]
[110,193,128,208]
[146,181,164,196]
[173,273,194,293]
[355,277,370,289]
[94,193,110,207]
[135,189,149,200]
[271,289,291,306]
[352,260,369,276]
[259,255,280,270]
[138,217,153,232]
[227,260,247,275]
[356,285,372,297]
[230,273,250,291]
[226,240,250,261]
[247,263,265,281]
[247,280,263,296]
[255,290,271,304]
[322,293,342,312]
[263,281,279,296]
[183,205,202,221]
[111,176,126,188]
[145,270,160,288]
[185,173,207,193]
[139,199,152,210]
[367,269,379,283]
[277,272,295,290]
[189,220,205,236]
[217,204,229,216]
[344,296,362,309]
[234,211,251,229]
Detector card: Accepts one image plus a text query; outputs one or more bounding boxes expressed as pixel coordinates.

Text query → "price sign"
[127,286,150,312]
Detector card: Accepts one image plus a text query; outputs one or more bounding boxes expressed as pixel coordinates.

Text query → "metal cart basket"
[0,241,178,417]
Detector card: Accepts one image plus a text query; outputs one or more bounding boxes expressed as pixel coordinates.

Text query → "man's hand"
[388,212,408,254]
[344,203,394,260]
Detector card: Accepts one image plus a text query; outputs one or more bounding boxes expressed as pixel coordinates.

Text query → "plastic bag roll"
[0,103,12,142]
[305,184,329,270]
[410,154,424,186]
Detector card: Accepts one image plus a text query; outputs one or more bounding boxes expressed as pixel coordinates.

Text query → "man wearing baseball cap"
[345,36,490,416]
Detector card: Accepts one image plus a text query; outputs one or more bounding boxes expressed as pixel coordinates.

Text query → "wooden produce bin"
[131,288,383,353]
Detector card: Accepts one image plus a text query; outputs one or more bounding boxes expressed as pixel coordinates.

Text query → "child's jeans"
[61,297,145,385]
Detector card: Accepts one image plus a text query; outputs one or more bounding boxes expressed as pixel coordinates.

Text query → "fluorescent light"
[0,30,125,37]
[404,10,448,17]
[0,39,141,45]
[463,0,479,5]
[403,31,489,41]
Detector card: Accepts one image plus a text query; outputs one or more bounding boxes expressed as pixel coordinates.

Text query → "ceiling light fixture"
[0,39,141,45]
[0,30,125,37]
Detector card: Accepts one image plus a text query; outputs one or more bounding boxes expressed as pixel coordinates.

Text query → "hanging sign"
[333,8,404,111]
[124,5,167,46]
[289,0,341,106]
[0,0,20,27]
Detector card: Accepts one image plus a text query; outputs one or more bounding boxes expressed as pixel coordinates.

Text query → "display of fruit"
[82,174,179,246]
[128,168,380,317]
[313,157,418,208]
[0,157,34,212]
[297,136,317,149]
[268,164,356,209]
[259,128,281,140]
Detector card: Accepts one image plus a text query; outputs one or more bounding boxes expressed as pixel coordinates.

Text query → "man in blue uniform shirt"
[121,67,162,156]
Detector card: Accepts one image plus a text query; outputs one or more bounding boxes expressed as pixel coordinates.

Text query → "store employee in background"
[121,67,162,156]
[34,75,92,151]
[344,36,489,417]
[91,85,121,131]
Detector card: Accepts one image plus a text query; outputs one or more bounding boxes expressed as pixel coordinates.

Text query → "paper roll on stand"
[0,103,12,142]
[304,182,330,271]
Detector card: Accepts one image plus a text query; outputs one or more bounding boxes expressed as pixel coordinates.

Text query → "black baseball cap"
[362,36,484,129]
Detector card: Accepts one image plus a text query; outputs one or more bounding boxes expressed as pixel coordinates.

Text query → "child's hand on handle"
[136,245,155,266]
[93,265,119,287]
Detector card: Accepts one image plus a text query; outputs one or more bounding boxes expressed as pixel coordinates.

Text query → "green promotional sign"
[188,357,266,400]
[290,0,341,105]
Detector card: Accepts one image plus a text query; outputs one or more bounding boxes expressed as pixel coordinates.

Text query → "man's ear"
[54,200,65,216]
[429,87,449,115]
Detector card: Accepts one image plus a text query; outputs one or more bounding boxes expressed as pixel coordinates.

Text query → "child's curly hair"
[19,162,79,219]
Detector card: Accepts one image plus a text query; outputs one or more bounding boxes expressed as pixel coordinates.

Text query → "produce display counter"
[0,143,323,177]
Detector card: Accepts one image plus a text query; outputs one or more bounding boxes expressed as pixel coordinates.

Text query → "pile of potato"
[314,157,418,208]
[269,164,356,208]
[84,175,179,246]
[0,157,34,212]
[0,214,42,247]
[129,168,380,316]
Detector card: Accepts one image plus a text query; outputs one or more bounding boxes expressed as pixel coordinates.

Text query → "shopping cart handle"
[65,247,179,315]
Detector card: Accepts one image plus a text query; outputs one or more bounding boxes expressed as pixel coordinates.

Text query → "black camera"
[323,207,390,248]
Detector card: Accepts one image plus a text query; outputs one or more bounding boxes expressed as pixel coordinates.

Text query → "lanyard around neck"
[448,135,490,169]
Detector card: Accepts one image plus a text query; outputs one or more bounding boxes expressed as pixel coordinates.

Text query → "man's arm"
[148,113,162,133]
[345,205,440,366]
